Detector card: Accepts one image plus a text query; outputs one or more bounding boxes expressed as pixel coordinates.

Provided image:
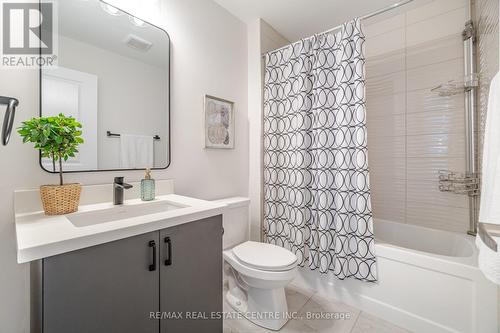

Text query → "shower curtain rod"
[263,0,414,56]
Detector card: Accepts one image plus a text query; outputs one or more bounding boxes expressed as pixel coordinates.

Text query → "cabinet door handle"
[164,236,172,266]
[149,240,157,271]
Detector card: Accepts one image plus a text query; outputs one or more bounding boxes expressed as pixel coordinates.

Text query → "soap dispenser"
[141,168,155,201]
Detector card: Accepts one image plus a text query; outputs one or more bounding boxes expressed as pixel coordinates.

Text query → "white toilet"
[215,197,298,331]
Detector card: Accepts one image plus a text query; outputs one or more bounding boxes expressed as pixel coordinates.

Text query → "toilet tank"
[213,197,250,249]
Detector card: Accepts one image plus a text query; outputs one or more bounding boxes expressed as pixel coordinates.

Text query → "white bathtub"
[292,219,498,333]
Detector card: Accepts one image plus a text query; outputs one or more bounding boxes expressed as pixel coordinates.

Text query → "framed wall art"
[204,95,235,149]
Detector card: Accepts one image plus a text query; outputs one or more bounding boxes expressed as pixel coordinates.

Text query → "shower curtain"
[263,19,377,282]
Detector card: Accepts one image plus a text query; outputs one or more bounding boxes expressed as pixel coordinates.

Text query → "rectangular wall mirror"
[40,0,170,172]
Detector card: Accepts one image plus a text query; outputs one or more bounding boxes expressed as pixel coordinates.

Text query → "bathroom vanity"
[15,180,226,333]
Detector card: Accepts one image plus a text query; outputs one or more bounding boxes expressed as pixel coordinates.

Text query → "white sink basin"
[67,200,187,227]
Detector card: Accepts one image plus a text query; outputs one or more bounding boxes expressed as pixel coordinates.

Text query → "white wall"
[260,20,290,53]
[58,35,169,169]
[247,19,289,241]
[247,18,262,241]
[0,0,248,331]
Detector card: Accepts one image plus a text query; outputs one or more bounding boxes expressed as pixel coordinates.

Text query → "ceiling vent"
[124,34,153,52]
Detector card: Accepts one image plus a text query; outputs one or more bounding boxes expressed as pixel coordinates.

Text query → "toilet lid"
[232,241,297,271]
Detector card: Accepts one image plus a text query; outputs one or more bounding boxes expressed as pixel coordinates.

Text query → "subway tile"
[370,177,406,206]
[366,92,406,117]
[361,0,472,234]
[406,202,469,233]
[370,170,406,186]
[407,180,469,208]
[406,58,464,91]
[368,135,406,156]
[407,89,464,114]
[406,0,467,26]
[406,0,468,26]
[364,13,406,38]
[366,71,406,97]
[370,159,406,181]
[370,161,406,184]
[406,156,466,181]
[366,29,405,58]
[366,51,406,78]
[406,35,463,69]
[406,109,465,135]
[407,133,465,158]
[370,167,406,184]
[407,7,467,47]
[370,158,406,222]
[372,198,406,223]
[366,114,405,137]
[370,175,406,191]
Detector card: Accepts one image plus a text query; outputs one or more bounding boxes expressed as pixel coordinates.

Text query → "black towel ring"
[0,96,19,146]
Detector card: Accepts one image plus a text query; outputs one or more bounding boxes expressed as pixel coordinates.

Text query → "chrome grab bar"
[0,96,19,146]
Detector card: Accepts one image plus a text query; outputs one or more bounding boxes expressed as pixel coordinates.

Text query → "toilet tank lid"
[213,197,250,208]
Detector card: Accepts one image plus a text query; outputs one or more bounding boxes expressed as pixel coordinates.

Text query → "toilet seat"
[232,241,297,272]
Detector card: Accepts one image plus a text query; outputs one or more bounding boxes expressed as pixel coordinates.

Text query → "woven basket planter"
[40,183,82,215]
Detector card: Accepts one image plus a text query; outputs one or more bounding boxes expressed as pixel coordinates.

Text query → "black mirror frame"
[39,0,171,173]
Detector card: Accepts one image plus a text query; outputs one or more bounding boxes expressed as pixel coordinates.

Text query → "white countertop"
[15,194,227,263]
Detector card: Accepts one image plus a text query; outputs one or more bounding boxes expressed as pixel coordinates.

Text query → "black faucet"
[113,177,133,205]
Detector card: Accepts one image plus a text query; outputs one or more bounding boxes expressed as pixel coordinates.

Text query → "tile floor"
[223,284,411,333]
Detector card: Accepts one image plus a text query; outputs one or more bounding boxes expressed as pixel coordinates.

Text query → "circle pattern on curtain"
[263,19,377,282]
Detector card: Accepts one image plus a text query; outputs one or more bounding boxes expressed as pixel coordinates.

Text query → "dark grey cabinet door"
[160,215,223,333]
[43,232,160,333]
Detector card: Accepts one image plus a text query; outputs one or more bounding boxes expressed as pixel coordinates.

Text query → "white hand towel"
[477,235,500,284]
[479,72,500,225]
[120,134,154,169]
[477,72,500,284]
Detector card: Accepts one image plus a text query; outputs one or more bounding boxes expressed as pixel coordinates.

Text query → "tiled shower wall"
[364,0,470,233]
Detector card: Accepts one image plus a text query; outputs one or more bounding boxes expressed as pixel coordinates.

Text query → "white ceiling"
[213,0,429,42]
[57,0,169,68]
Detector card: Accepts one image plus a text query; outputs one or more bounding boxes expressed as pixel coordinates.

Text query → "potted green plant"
[18,114,84,215]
